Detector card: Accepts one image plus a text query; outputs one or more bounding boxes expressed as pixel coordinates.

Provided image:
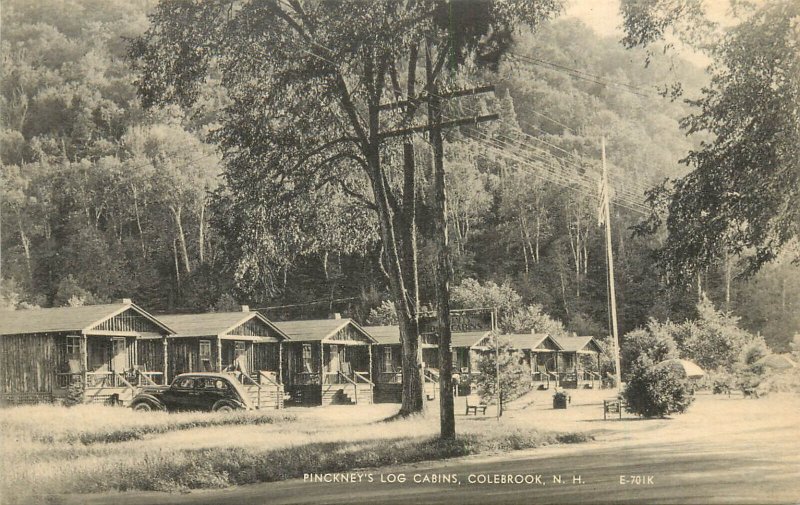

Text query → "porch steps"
[84,388,137,406]
[242,384,284,409]
[321,384,373,405]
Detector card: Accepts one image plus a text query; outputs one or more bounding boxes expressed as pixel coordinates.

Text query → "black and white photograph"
[0,0,798,504]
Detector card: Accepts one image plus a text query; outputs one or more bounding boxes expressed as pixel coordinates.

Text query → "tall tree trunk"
[198,201,206,264]
[172,238,181,290]
[170,205,191,274]
[428,48,455,440]
[16,214,32,286]
[361,54,424,416]
[725,254,732,312]
[131,186,147,258]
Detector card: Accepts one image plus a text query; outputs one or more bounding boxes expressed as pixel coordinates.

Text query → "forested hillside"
[1,0,797,350]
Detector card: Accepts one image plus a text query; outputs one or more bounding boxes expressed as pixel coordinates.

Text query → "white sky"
[562,0,759,67]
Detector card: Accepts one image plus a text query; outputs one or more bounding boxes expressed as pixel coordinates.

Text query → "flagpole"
[601,137,623,393]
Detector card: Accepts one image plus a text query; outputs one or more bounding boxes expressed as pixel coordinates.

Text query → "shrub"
[623,356,694,418]
[475,337,531,415]
[63,379,85,407]
[620,320,679,379]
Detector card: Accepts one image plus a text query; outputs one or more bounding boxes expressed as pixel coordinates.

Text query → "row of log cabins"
[0,300,602,408]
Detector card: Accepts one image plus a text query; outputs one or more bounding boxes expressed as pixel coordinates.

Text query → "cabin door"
[110,338,128,374]
[328,344,340,381]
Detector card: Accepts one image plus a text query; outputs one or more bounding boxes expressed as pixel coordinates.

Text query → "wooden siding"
[168,338,219,380]
[326,325,371,344]
[89,308,164,334]
[251,343,280,372]
[227,318,277,338]
[137,339,165,372]
[0,333,59,394]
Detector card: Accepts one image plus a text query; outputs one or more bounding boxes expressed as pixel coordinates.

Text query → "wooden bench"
[465,395,487,415]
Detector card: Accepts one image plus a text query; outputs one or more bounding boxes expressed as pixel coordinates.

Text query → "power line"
[508,52,658,99]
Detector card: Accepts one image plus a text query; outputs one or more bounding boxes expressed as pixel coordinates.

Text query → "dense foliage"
[475,337,532,415]
[1,0,798,357]
[623,356,694,418]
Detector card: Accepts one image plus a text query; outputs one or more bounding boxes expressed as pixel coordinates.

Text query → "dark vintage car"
[130,372,254,412]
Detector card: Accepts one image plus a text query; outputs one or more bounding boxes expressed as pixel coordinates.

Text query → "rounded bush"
[623,356,694,418]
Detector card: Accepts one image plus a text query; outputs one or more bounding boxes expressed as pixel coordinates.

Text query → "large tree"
[133,1,562,438]
[622,0,800,278]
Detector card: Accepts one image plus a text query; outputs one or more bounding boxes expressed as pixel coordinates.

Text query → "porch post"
[278,342,283,384]
[529,351,534,378]
[368,344,373,383]
[162,337,169,385]
[554,352,560,386]
[81,333,88,392]
[319,342,324,385]
[216,336,223,372]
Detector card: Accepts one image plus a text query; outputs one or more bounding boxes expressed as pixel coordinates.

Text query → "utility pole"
[494,309,501,419]
[600,137,623,393]
[380,70,498,439]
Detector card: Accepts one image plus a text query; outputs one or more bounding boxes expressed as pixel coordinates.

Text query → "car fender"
[130,394,166,411]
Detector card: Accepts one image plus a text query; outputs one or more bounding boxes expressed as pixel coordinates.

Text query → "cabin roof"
[363,325,401,345]
[157,311,289,340]
[275,319,378,344]
[451,331,489,348]
[507,333,563,351]
[555,335,600,353]
[0,303,172,336]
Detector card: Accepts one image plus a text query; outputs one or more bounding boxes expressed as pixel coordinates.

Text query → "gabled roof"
[451,331,489,348]
[275,319,378,344]
[0,303,173,336]
[556,335,601,353]
[508,333,563,351]
[472,333,563,351]
[363,325,401,345]
[158,311,289,341]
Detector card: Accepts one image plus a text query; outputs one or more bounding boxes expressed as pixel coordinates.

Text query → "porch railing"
[353,371,374,386]
[294,372,320,385]
[258,371,283,409]
[337,371,359,403]
[378,371,403,384]
[56,370,163,389]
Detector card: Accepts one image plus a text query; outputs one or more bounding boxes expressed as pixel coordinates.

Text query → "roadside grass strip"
[0,405,590,498]
[0,404,296,445]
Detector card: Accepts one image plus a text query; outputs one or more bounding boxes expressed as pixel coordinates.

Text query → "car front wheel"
[133,402,153,412]
[213,403,235,413]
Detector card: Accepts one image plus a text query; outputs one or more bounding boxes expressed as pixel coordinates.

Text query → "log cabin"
[451,331,490,395]
[552,335,603,388]
[472,332,564,389]
[158,306,290,409]
[0,299,172,405]
[364,325,440,403]
[276,317,377,406]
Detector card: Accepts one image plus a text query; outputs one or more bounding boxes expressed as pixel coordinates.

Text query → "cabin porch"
[283,341,373,406]
[52,334,167,405]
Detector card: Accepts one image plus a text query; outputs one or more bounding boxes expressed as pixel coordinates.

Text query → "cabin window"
[302,343,313,373]
[199,340,212,359]
[66,336,81,357]
[234,341,246,358]
[383,347,392,370]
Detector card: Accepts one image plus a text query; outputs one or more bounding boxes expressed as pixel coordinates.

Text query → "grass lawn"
[0,396,591,502]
